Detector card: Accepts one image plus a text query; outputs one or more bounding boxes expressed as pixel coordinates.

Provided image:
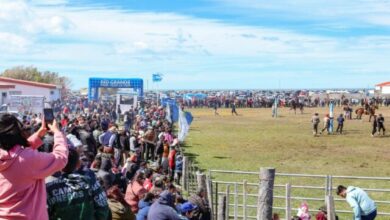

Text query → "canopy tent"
[183,93,207,100]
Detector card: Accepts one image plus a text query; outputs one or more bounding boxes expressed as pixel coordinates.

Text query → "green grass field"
[183,107,390,219]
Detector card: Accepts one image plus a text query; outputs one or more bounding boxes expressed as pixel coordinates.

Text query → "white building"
[375,82,390,96]
[0,77,62,105]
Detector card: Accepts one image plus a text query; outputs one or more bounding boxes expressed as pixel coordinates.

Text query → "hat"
[319,205,327,213]
[181,202,197,213]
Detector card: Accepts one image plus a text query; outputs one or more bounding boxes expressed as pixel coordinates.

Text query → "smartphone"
[43,108,54,124]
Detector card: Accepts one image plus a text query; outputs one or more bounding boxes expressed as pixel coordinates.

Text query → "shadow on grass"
[212,156,232,159]
[183,152,199,161]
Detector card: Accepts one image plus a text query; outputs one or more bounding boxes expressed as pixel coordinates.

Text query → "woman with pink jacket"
[0,114,68,220]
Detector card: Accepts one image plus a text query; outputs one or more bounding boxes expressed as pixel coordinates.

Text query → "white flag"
[165,104,172,123]
[178,108,189,142]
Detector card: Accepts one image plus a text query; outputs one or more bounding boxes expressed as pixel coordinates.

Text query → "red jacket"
[316,212,327,220]
[168,149,176,169]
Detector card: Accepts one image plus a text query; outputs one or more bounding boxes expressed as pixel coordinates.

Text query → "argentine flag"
[152,73,163,82]
[178,108,193,142]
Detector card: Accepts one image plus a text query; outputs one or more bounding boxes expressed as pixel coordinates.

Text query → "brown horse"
[366,105,378,122]
[355,108,365,120]
[356,105,378,121]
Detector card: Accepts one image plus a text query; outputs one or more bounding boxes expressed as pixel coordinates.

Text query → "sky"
[0,0,390,90]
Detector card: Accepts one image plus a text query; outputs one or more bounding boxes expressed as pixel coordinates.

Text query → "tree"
[1,66,72,98]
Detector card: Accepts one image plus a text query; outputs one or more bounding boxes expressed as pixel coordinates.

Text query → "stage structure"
[88,78,143,101]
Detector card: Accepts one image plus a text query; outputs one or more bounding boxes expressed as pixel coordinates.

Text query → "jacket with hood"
[0,132,68,220]
[147,191,181,220]
[136,199,152,220]
[346,186,377,220]
[108,198,134,220]
[46,173,110,220]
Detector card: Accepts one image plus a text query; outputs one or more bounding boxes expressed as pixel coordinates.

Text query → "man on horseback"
[367,104,378,122]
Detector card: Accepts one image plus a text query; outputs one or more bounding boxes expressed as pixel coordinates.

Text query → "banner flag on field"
[152,73,163,82]
[165,104,172,123]
[185,112,193,125]
[329,102,334,133]
[178,109,193,142]
[162,98,179,123]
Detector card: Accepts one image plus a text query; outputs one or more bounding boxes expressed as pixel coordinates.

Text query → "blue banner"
[185,112,193,125]
[161,98,179,122]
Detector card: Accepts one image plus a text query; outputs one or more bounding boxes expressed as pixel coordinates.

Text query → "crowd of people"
[163,89,390,110]
[0,98,211,220]
[311,103,386,137]
[311,112,386,137]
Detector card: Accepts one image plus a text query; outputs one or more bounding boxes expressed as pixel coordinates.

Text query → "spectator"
[122,155,139,182]
[0,115,68,220]
[147,190,181,220]
[273,213,280,220]
[315,205,339,220]
[337,185,377,220]
[125,171,148,213]
[311,113,320,136]
[188,187,211,220]
[143,168,154,191]
[320,114,330,135]
[107,185,135,220]
[175,154,183,185]
[336,114,345,134]
[296,202,311,220]
[46,148,109,220]
[377,114,386,136]
[136,193,155,220]
[179,202,197,220]
[97,153,116,190]
[168,145,177,181]
[371,115,378,137]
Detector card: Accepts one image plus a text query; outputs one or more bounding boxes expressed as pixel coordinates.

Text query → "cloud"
[0,0,389,89]
[0,32,31,52]
[214,0,390,27]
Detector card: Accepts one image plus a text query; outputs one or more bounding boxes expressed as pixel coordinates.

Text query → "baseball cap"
[181,202,197,213]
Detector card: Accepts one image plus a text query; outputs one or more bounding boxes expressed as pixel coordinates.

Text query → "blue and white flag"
[165,104,172,123]
[162,98,179,123]
[152,73,163,82]
[178,109,193,142]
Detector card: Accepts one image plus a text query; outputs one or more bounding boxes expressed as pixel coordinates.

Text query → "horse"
[290,100,297,114]
[355,108,365,120]
[366,105,378,122]
[355,105,378,121]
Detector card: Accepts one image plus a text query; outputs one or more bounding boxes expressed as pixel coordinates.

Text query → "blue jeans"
[362,210,377,220]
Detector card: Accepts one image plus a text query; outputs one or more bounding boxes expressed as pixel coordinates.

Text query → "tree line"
[1,66,72,97]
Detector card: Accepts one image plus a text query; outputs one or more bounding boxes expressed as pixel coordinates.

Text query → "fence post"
[328,175,333,196]
[206,174,214,220]
[216,182,219,220]
[285,183,291,220]
[226,185,230,220]
[234,183,238,220]
[218,195,226,220]
[326,195,336,220]
[182,156,188,191]
[243,180,247,220]
[197,171,207,191]
[325,175,329,197]
[257,167,276,220]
